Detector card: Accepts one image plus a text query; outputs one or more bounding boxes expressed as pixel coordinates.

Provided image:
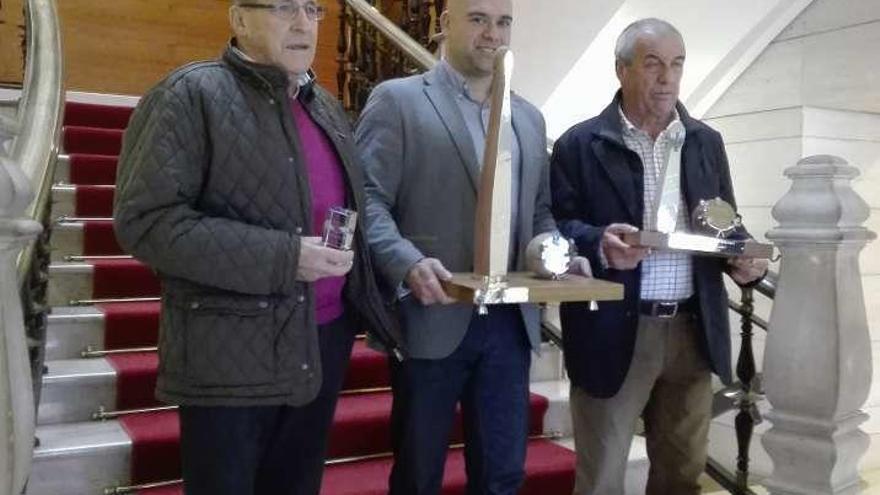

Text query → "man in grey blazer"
[355,0,575,493]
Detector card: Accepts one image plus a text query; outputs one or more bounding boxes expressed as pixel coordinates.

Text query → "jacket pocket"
[181,294,278,387]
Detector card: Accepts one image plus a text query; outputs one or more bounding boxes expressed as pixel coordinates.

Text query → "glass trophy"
[322,206,357,251]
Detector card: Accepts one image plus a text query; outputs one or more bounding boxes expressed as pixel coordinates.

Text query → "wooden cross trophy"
[440,48,623,313]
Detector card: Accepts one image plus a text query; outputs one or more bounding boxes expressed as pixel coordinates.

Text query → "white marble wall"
[509,0,623,111]
[703,0,880,475]
[533,0,813,137]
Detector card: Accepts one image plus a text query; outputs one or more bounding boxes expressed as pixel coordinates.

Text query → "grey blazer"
[356,65,556,360]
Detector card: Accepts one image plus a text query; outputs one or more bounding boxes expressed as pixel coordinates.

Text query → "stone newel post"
[762,155,876,494]
[0,152,41,494]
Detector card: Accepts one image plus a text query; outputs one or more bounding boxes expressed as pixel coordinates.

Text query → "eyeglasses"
[237,2,326,22]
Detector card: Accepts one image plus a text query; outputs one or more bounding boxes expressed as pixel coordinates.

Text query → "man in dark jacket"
[550,18,767,495]
[113,2,400,494]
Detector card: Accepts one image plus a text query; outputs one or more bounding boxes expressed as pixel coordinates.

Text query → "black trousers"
[178,313,356,495]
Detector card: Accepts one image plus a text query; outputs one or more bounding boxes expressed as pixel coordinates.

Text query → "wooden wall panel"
[56,0,340,97]
[0,0,25,85]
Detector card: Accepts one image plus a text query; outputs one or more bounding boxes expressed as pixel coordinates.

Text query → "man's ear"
[439,10,450,35]
[229,4,247,37]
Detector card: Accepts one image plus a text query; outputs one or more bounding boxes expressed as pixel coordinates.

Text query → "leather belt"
[639,297,697,318]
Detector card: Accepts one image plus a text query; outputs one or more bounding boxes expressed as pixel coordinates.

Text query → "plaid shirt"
[619,107,694,301]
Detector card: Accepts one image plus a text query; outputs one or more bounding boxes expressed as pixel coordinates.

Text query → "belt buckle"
[654,301,678,318]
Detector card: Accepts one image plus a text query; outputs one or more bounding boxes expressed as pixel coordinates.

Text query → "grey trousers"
[570,312,713,495]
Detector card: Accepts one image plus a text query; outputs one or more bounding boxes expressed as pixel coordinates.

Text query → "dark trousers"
[178,313,356,495]
[388,305,532,495]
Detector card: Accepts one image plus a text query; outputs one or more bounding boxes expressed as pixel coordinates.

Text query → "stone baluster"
[0,152,42,495]
[762,155,876,494]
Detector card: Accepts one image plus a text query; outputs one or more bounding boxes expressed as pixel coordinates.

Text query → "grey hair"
[615,18,683,66]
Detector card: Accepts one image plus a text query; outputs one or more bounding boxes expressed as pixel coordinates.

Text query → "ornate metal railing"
[337,0,439,114]
[715,272,776,494]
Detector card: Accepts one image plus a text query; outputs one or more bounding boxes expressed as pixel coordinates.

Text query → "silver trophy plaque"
[692,198,742,237]
[623,197,774,259]
[525,232,576,279]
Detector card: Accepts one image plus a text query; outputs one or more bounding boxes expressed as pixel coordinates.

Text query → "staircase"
[25,100,581,495]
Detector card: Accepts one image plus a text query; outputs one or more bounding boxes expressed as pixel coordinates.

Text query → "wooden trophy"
[440,48,623,312]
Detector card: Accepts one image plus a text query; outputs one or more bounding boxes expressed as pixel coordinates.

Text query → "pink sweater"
[290,98,346,325]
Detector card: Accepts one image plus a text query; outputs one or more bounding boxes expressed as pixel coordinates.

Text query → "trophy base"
[441,272,624,306]
[622,231,774,259]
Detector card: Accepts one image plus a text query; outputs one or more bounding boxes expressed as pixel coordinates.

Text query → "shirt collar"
[231,45,314,99]
[231,45,255,63]
[618,105,681,140]
[437,60,485,106]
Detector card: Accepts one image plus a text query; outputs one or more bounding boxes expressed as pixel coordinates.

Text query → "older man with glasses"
[113,2,401,494]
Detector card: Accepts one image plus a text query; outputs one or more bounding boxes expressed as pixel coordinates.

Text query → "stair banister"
[0,0,64,493]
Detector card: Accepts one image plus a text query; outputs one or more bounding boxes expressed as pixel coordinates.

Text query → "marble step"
[47,261,157,307]
[47,263,99,307]
[53,153,120,186]
[46,305,113,361]
[50,219,127,262]
[51,183,115,218]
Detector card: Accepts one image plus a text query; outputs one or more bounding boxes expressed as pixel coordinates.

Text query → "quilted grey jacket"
[114,44,401,407]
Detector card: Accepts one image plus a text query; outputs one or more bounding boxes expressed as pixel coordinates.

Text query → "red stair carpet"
[63,126,124,156]
[73,184,115,217]
[104,339,393,413]
[91,259,160,299]
[107,352,161,411]
[82,219,124,255]
[64,101,134,129]
[98,301,161,349]
[134,439,576,495]
[116,392,549,484]
[62,100,576,494]
[67,154,119,185]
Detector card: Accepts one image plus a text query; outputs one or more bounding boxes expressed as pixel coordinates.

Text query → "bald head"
[441,0,513,80]
[444,0,513,20]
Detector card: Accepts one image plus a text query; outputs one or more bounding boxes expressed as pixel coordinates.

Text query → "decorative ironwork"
[734,288,759,486]
[337,0,439,114]
[22,200,51,410]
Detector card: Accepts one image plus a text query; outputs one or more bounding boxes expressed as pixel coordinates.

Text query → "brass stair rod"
[56,216,114,222]
[92,405,178,421]
[83,337,366,357]
[70,297,160,306]
[65,255,133,262]
[93,388,395,420]
[81,346,158,358]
